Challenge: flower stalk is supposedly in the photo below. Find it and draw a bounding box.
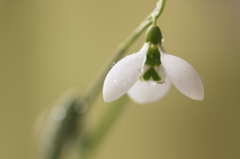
[40,1,167,159]
[83,0,167,106]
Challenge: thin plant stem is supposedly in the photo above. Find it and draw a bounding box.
[79,0,167,157]
[80,95,129,159]
[42,1,167,159]
[83,0,167,106]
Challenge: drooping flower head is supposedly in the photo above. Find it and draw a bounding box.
[103,24,204,104]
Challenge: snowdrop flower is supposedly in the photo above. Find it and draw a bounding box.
[103,25,204,104]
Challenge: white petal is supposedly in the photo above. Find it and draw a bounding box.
[127,75,171,104]
[159,46,204,100]
[103,43,149,102]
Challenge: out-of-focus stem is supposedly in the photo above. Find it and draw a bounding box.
[43,1,167,159]
[80,95,129,159]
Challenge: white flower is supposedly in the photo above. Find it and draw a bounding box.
[103,26,204,104]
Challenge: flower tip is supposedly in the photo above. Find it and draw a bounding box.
[102,90,115,103]
[191,95,204,101]
[195,92,204,101]
[103,96,112,103]
[188,88,204,101]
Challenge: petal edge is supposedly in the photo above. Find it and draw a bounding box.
[103,43,149,102]
[127,75,171,104]
[159,46,204,100]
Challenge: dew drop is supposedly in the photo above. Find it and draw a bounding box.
[138,66,143,72]
[111,62,116,67]
[138,53,143,58]
[113,79,118,84]
[148,81,157,87]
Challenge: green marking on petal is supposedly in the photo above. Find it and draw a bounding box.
[142,67,161,81]
[145,44,161,66]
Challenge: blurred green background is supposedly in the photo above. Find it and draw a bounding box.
[1,0,240,159]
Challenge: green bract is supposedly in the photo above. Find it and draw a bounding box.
[145,25,162,45]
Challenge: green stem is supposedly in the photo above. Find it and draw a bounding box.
[157,0,167,18]
[80,95,129,159]
[79,0,167,157]
[42,1,167,159]
[83,0,167,106]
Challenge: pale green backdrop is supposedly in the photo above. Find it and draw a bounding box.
[1,0,240,159]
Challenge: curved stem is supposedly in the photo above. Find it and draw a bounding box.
[83,0,167,106]
[42,1,167,159]
[157,0,167,18]
[79,0,168,158]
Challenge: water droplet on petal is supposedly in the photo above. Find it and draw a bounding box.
[148,81,157,87]
[138,53,143,58]
[138,66,143,72]
[113,79,118,84]
[111,62,116,67]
